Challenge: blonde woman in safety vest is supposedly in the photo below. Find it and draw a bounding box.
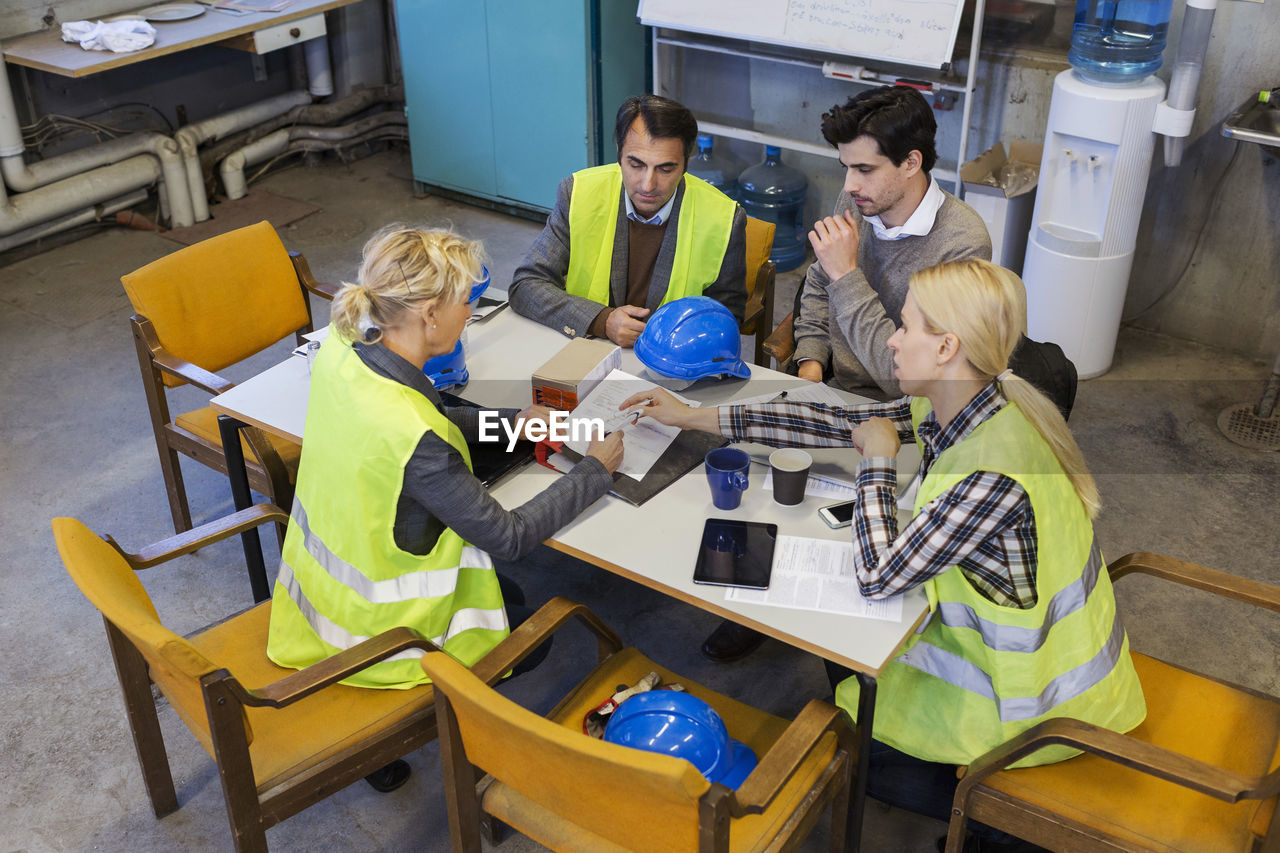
[266,225,624,792]
[620,258,1145,851]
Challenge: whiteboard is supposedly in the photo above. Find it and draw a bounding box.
[638,0,966,70]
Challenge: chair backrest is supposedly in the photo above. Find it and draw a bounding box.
[121,221,310,388]
[422,650,712,852]
[52,517,241,755]
[743,216,776,309]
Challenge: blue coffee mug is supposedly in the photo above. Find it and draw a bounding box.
[705,447,750,510]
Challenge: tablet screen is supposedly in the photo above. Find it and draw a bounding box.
[692,518,777,590]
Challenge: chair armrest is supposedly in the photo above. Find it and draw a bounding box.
[731,699,852,816]
[741,298,765,332]
[957,716,1271,805]
[132,315,234,395]
[223,626,438,708]
[110,503,289,569]
[763,311,795,365]
[290,251,339,301]
[470,596,624,686]
[1109,552,1280,614]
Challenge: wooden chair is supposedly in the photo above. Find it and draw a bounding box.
[945,552,1280,853]
[52,505,440,853]
[121,220,336,535]
[422,597,855,853]
[741,216,777,367]
[762,310,797,369]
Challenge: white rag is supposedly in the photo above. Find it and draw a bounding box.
[61,19,157,52]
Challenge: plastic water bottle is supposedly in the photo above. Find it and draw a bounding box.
[1068,0,1173,84]
[738,146,808,272]
[686,134,740,200]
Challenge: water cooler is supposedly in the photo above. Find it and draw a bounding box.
[1023,0,1217,378]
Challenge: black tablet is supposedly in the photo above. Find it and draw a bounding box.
[692,518,777,590]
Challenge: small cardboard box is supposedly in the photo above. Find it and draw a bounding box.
[531,338,621,411]
[960,140,1043,275]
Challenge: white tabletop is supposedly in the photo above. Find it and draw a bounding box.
[211,304,929,676]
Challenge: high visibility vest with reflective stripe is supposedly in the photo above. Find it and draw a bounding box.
[266,334,508,689]
[836,398,1145,766]
[565,164,736,306]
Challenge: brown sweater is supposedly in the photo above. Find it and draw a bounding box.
[587,219,669,337]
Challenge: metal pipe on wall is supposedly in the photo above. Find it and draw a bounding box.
[0,188,148,252]
[0,155,160,236]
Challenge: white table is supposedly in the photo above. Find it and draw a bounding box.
[212,304,930,850]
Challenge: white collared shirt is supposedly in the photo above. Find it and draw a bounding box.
[624,187,677,226]
[865,176,944,241]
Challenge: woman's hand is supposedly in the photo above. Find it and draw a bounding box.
[618,387,721,434]
[851,417,900,459]
[586,430,625,473]
[515,404,555,441]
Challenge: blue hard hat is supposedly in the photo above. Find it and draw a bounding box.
[468,264,490,305]
[634,296,750,382]
[603,691,757,789]
[422,339,469,390]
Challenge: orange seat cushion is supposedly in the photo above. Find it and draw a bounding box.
[979,652,1280,851]
[481,646,839,853]
[186,602,435,792]
[175,406,301,476]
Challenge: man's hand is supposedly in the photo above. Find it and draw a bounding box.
[851,417,900,459]
[605,305,650,347]
[515,405,555,441]
[808,209,860,281]
[797,360,824,383]
[586,430,625,473]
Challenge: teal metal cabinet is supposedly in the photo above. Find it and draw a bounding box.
[396,0,646,215]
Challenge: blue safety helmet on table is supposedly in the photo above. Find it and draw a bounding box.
[634,296,751,382]
[602,690,757,789]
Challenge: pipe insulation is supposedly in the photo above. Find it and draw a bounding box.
[1162,0,1218,167]
[0,154,159,236]
[0,188,148,253]
[220,111,406,199]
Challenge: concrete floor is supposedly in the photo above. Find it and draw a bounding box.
[2,147,1277,852]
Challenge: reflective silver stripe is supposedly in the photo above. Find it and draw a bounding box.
[932,539,1104,654]
[897,609,1130,722]
[277,560,507,656]
[292,501,493,605]
[277,560,424,662]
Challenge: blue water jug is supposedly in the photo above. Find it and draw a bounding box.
[1068,0,1173,84]
[738,146,808,272]
[687,134,740,201]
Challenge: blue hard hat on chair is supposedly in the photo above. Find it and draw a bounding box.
[422,339,469,390]
[602,690,757,789]
[634,296,751,382]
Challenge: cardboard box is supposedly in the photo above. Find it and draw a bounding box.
[960,140,1043,275]
[531,338,621,410]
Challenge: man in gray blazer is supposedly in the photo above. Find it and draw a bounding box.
[509,95,747,347]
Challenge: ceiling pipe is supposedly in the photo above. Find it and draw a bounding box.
[0,188,147,253]
[219,110,405,199]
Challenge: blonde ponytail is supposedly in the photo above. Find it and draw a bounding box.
[911,259,1101,518]
[330,224,485,343]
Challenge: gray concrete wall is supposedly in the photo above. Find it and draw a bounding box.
[659,0,1280,361]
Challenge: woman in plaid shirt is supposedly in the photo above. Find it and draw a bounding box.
[622,259,1143,852]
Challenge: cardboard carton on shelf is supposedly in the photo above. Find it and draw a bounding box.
[961,140,1043,275]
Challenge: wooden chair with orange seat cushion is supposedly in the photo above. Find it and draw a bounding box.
[945,551,1280,853]
[121,220,336,537]
[741,216,777,367]
[422,597,856,853]
[52,504,441,853]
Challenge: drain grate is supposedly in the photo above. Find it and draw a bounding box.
[1217,403,1280,452]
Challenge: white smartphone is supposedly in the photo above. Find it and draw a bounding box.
[818,500,856,529]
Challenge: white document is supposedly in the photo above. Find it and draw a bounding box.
[771,382,851,407]
[562,369,697,481]
[762,470,857,501]
[725,535,904,622]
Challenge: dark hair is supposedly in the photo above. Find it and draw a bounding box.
[820,86,937,173]
[614,95,699,160]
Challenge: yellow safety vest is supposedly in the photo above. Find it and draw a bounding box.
[565,164,736,306]
[266,333,508,689]
[836,398,1145,766]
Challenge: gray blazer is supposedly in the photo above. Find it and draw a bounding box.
[509,173,748,339]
